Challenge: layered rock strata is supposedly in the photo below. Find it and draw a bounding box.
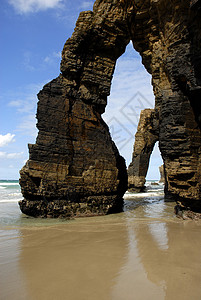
[19,1,132,218]
[127,109,159,192]
[130,0,201,211]
[20,0,201,216]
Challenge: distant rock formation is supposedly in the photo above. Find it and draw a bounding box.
[127,109,159,192]
[19,0,201,217]
[159,165,165,184]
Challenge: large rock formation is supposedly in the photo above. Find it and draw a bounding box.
[19,0,201,216]
[19,1,131,218]
[127,109,159,191]
[130,0,201,211]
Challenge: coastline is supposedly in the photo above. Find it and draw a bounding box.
[1,181,201,299]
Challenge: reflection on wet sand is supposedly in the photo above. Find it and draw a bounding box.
[1,199,201,300]
[134,220,201,300]
[149,201,200,299]
[115,200,201,300]
[18,217,129,300]
[0,229,27,300]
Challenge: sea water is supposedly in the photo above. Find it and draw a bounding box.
[0,180,69,227]
[0,180,22,226]
[0,180,22,203]
[0,179,166,227]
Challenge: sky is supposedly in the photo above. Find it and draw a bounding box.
[0,0,163,180]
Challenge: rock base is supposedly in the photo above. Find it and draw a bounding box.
[174,203,201,220]
[127,187,146,193]
[19,195,123,219]
[127,109,159,191]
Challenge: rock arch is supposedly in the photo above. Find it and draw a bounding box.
[19,0,201,217]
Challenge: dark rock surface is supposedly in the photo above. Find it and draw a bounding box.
[127,109,159,192]
[19,1,130,218]
[130,0,201,211]
[19,0,201,216]
[159,165,165,184]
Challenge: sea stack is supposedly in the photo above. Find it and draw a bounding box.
[127,109,159,192]
[159,165,165,184]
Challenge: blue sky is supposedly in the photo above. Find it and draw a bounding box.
[0,0,162,180]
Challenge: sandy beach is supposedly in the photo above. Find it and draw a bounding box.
[1,194,201,300]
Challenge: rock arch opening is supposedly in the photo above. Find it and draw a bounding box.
[103,41,163,191]
[103,42,155,169]
[146,142,163,182]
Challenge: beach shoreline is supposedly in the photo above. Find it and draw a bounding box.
[1,181,201,300]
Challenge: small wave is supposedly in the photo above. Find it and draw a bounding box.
[8,192,22,197]
[0,182,19,186]
[0,199,21,203]
[0,186,6,189]
[146,188,164,192]
[124,191,164,199]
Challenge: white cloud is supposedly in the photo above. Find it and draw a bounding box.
[23,51,36,71]
[79,1,94,10]
[21,50,61,72]
[9,0,63,14]
[0,133,15,147]
[7,81,48,141]
[44,51,61,65]
[8,81,45,114]
[9,97,36,114]
[17,114,38,138]
[8,100,23,107]
[0,151,24,159]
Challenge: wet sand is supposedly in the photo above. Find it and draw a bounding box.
[1,200,201,300]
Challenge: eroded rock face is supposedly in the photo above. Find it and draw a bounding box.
[130,0,201,211]
[127,109,159,192]
[19,0,201,216]
[19,1,131,218]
